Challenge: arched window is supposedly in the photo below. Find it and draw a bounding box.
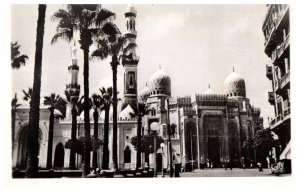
[54,143,65,169]
[124,146,131,163]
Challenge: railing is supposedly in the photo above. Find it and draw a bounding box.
[280,71,290,89]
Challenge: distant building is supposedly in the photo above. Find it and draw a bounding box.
[262,4,291,172]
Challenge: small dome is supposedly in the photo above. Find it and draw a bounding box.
[54,109,63,117]
[149,68,171,96]
[203,85,215,95]
[119,105,135,120]
[224,71,246,97]
[138,84,150,102]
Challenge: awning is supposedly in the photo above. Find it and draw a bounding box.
[280,141,291,160]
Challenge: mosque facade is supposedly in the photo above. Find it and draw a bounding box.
[12,6,263,171]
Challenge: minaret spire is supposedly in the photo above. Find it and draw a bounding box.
[233,66,235,72]
[159,63,161,69]
[208,83,210,89]
[122,5,139,111]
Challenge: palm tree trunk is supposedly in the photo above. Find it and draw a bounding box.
[136,117,142,170]
[26,4,46,178]
[69,106,77,170]
[80,28,92,177]
[102,107,109,170]
[92,110,99,170]
[83,47,91,177]
[46,108,54,169]
[11,108,16,156]
[111,55,119,171]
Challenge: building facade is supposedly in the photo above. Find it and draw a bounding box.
[262,4,291,172]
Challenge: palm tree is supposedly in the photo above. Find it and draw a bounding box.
[64,90,84,169]
[98,87,113,170]
[11,42,29,69]
[51,4,119,176]
[44,94,67,169]
[11,94,22,153]
[26,4,46,178]
[92,35,137,171]
[90,94,101,170]
[22,87,33,104]
[130,102,149,170]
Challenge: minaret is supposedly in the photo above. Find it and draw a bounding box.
[121,5,139,110]
[66,41,80,120]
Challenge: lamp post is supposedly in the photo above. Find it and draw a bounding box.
[160,143,165,177]
[150,122,159,178]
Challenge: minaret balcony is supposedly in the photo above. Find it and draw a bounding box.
[266,65,273,80]
[68,65,79,71]
[66,84,80,90]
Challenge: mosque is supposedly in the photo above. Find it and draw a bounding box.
[12,6,263,171]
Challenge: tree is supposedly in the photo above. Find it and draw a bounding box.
[26,4,46,178]
[253,128,274,162]
[131,134,164,165]
[64,90,84,169]
[65,136,102,155]
[11,42,29,69]
[129,102,149,170]
[22,87,33,104]
[51,4,119,176]
[11,94,22,152]
[92,34,137,171]
[90,94,101,170]
[98,87,113,170]
[243,128,274,163]
[43,94,67,169]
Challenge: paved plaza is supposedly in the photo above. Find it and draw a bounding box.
[177,168,286,177]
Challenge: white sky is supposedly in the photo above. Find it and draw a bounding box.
[11,4,274,126]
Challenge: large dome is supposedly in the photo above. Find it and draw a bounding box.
[138,84,150,102]
[224,71,246,97]
[149,68,171,96]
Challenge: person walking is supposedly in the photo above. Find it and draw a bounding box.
[211,162,214,170]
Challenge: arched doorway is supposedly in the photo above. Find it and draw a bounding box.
[124,146,131,169]
[17,126,42,169]
[54,143,64,169]
[185,122,197,165]
[207,128,220,164]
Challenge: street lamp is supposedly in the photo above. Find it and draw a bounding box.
[150,122,159,178]
[160,143,165,177]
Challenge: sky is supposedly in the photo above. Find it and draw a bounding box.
[11,4,273,126]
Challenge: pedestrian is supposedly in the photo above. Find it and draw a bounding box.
[257,162,263,172]
[242,163,246,171]
[207,159,210,168]
[211,162,214,170]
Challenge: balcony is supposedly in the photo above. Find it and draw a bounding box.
[266,65,273,80]
[264,5,289,56]
[283,107,290,118]
[274,79,279,92]
[270,108,290,130]
[268,92,275,105]
[276,33,290,62]
[280,71,290,90]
